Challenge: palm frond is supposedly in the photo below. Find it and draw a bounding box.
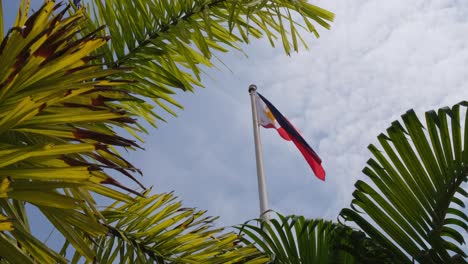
[79,0,335,124]
[340,102,468,263]
[238,212,360,264]
[62,192,269,264]
[0,2,151,262]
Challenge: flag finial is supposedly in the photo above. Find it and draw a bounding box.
[249,84,257,93]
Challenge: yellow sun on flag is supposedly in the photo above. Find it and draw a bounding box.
[264,107,276,123]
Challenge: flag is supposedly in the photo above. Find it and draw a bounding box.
[255,93,325,181]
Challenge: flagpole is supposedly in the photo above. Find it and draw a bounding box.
[248,84,270,222]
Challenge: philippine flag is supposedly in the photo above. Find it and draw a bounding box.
[256,93,325,181]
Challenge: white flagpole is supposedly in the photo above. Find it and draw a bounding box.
[248,84,270,221]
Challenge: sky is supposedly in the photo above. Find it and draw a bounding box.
[4,0,468,255]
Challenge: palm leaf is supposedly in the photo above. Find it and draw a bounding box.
[78,0,335,124]
[238,212,360,264]
[62,191,269,264]
[340,102,468,263]
[0,2,151,262]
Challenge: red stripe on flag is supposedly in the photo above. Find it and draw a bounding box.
[277,127,291,141]
[291,137,326,181]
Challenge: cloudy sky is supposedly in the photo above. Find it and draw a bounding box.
[5,0,468,252]
[127,0,468,228]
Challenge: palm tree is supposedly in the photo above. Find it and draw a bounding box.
[0,0,334,263]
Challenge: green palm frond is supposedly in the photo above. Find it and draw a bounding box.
[238,212,361,264]
[0,1,150,262]
[340,103,468,263]
[62,192,269,264]
[78,0,335,123]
